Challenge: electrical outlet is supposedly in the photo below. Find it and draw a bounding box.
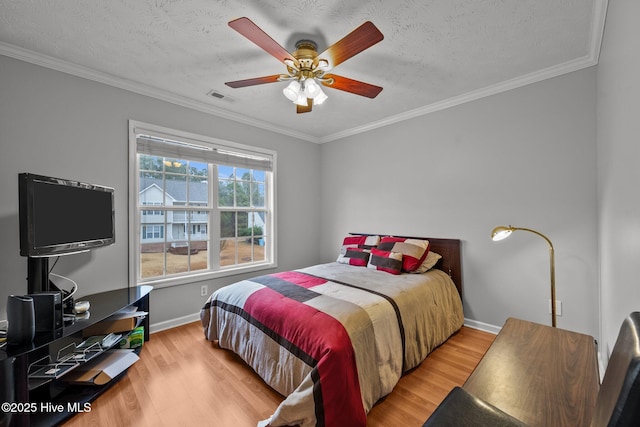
[200,285,208,297]
[548,299,562,316]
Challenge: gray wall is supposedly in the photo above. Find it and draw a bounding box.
[597,0,640,357]
[320,68,599,337]
[0,47,603,340]
[0,55,321,327]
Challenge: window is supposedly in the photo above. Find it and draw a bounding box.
[142,225,164,240]
[129,121,276,286]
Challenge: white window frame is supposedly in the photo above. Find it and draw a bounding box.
[128,120,277,288]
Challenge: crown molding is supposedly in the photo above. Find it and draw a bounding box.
[0,42,321,144]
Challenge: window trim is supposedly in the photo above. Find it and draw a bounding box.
[128,120,277,289]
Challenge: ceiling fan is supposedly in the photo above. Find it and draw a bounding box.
[224,17,384,114]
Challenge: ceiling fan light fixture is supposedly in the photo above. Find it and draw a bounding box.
[313,87,328,105]
[294,91,309,106]
[283,58,298,70]
[316,59,330,70]
[283,80,301,102]
[303,78,321,98]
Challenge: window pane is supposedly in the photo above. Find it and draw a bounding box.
[237,212,249,236]
[141,250,165,279]
[218,165,234,179]
[220,239,237,266]
[252,170,265,182]
[236,180,251,207]
[140,154,164,173]
[167,242,189,274]
[169,211,188,242]
[252,182,265,208]
[190,241,208,272]
[164,174,186,207]
[238,239,254,265]
[236,168,250,181]
[139,172,163,206]
[164,158,187,175]
[189,161,208,176]
[220,211,235,238]
[140,210,166,279]
[188,175,208,206]
[255,236,266,262]
[243,212,263,238]
[218,179,234,207]
[190,212,209,241]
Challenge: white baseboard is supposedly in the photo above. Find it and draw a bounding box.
[149,312,201,334]
[464,318,501,335]
[151,314,501,336]
[152,314,501,335]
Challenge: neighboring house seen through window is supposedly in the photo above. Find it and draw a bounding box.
[129,121,276,286]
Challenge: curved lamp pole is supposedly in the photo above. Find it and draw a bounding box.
[491,225,556,328]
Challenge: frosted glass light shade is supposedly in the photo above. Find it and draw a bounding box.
[313,87,328,105]
[283,80,301,102]
[304,79,321,98]
[294,91,309,106]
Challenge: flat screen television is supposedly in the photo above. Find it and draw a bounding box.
[19,173,115,293]
[19,173,115,257]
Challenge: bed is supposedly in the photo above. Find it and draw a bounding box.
[200,234,464,427]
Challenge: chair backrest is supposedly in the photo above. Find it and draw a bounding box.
[591,312,640,427]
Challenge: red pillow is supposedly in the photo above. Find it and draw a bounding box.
[378,237,430,272]
[367,248,403,275]
[339,235,380,253]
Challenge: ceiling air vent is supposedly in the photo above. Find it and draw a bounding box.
[206,90,234,102]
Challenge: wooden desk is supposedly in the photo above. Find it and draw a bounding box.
[463,318,600,427]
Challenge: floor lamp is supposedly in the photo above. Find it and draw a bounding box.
[491,225,557,328]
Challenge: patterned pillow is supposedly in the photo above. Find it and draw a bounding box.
[367,248,403,275]
[337,247,371,267]
[378,237,430,272]
[411,251,442,274]
[338,235,381,256]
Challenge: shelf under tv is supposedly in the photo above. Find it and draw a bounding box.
[1,285,152,427]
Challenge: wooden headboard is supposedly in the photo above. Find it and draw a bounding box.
[350,233,463,298]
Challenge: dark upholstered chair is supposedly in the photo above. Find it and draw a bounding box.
[590,311,640,427]
[422,312,640,427]
[422,386,526,427]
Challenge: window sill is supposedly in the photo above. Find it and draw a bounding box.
[136,261,277,289]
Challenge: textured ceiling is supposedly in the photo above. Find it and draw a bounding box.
[0,0,606,143]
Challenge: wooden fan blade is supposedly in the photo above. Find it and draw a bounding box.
[319,21,383,69]
[322,74,383,98]
[297,98,313,114]
[225,75,282,88]
[229,17,296,64]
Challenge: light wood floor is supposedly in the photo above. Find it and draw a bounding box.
[62,321,495,427]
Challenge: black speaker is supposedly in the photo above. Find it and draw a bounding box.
[6,295,35,345]
[28,292,63,333]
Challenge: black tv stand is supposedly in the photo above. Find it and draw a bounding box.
[1,285,152,427]
[27,257,78,315]
[26,257,52,295]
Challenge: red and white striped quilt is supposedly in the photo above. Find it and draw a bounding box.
[201,262,463,427]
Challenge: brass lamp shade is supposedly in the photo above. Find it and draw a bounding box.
[491,225,557,327]
[491,226,514,241]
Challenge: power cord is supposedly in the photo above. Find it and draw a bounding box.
[49,272,78,303]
